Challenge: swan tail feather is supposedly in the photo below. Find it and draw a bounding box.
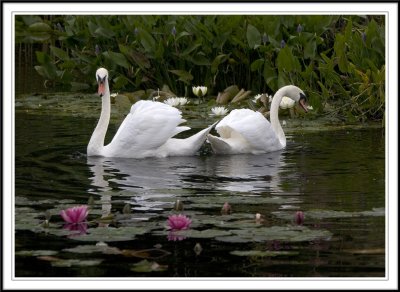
[183,122,217,152]
[207,134,231,154]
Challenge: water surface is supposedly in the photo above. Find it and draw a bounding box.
[14,104,385,277]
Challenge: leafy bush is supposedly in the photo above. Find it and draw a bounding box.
[15,14,385,122]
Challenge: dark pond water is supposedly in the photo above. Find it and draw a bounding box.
[14,101,385,278]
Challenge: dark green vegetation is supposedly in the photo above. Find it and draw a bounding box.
[15,15,385,123]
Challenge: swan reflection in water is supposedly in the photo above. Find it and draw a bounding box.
[87,151,290,215]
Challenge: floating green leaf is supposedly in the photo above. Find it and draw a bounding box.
[230,250,298,257]
[130,260,168,273]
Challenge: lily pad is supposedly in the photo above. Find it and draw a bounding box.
[216,225,332,243]
[272,207,385,221]
[63,243,122,255]
[130,260,168,273]
[230,250,299,257]
[15,250,59,257]
[51,259,103,267]
[152,228,232,239]
[70,226,148,242]
[188,195,302,209]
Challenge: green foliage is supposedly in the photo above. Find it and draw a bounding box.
[15,15,385,122]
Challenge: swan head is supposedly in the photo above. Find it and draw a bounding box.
[280,85,309,112]
[96,68,109,97]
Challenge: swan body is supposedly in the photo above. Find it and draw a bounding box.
[207,85,308,155]
[88,68,214,158]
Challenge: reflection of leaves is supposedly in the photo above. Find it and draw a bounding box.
[51,259,103,267]
[272,207,385,221]
[16,250,59,257]
[70,226,148,242]
[230,250,298,257]
[122,248,171,259]
[215,226,332,243]
[63,244,122,255]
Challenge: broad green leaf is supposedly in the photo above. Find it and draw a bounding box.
[304,40,316,59]
[211,54,229,73]
[139,29,156,54]
[169,69,193,84]
[246,24,261,49]
[35,51,51,64]
[250,59,264,72]
[50,46,69,61]
[103,51,130,69]
[28,22,51,32]
[277,47,301,72]
[94,26,115,39]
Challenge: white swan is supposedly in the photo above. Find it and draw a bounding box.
[207,85,308,155]
[87,68,215,158]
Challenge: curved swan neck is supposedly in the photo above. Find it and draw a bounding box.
[87,80,110,155]
[270,87,286,147]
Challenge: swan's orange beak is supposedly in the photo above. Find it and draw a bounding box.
[299,98,308,112]
[98,82,105,97]
[299,93,308,113]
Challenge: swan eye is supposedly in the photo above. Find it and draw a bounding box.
[97,75,107,84]
[299,93,307,101]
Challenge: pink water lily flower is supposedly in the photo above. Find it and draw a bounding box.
[60,205,89,224]
[295,211,305,225]
[167,214,192,230]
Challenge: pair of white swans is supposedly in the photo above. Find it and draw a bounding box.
[87,68,308,158]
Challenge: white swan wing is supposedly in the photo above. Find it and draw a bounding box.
[105,100,189,155]
[215,109,282,152]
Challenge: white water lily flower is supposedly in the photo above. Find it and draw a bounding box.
[177,97,189,105]
[164,97,181,107]
[307,105,314,110]
[110,92,119,98]
[279,96,295,109]
[210,106,229,116]
[252,94,263,103]
[164,97,189,107]
[252,93,273,104]
[192,86,207,97]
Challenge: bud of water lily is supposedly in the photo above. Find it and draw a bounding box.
[134,27,139,36]
[88,196,95,206]
[192,86,207,97]
[42,219,50,228]
[194,242,203,255]
[173,199,184,211]
[280,39,286,48]
[45,210,52,221]
[255,213,265,223]
[123,203,131,214]
[171,26,177,37]
[221,202,232,215]
[295,211,305,225]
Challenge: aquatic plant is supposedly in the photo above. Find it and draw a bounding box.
[221,202,232,215]
[15,15,385,123]
[279,96,296,109]
[210,106,229,116]
[192,86,207,97]
[167,214,192,230]
[60,205,89,224]
[163,97,189,107]
[295,211,305,225]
